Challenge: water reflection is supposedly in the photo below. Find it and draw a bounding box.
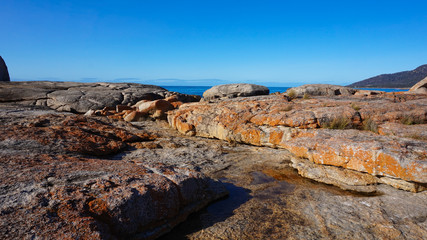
[158,180,252,239]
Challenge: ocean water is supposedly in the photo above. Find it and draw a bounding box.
[160,86,407,96]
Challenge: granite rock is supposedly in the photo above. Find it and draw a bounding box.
[202,83,269,101]
[0,56,10,82]
[169,94,427,191]
[286,84,357,97]
[0,81,200,113]
[1,101,427,239]
[0,106,227,239]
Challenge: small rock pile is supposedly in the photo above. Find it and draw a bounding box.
[84,95,185,122]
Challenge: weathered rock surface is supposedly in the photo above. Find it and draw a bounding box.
[0,105,226,239]
[169,93,427,191]
[287,84,357,97]
[379,122,427,140]
[0,81,200,113]
[202,83,269,101]
[0,56,10,82]
[161,144,427,240]
[1,100,427,239]
[409,76,427,94]
[2,81,427,239]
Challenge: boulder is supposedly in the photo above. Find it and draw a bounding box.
[203,83,269,101]
[287,84,357,97]
[409,76,427,94]
[135,99,175,120]
[0,56,10,82]
[123,111,148,122]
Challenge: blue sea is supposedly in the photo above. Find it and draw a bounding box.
[160,86,407,96]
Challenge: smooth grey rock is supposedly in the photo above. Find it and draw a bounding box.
[0,56,10,82]
[203,83,269,100]
[287,84,357,97]
[0,81,199,113]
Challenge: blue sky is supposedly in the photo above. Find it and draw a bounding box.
[1,0,426,86]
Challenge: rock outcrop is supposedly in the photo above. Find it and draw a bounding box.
[0,56,10,82]
[409,76,427,94]
[1,81,427,239]
[169,93,427,192]
[286,84,357,97]
[0,81,200,113]
[0,106,226,239]
[202,83,269,101]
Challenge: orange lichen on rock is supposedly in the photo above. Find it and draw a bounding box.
[268,129,284,146]
[88,197,110,217]
[169,94,427,188]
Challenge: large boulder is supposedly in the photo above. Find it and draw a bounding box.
[0,56,10,82]
[409,76,427,94]
[203,83,269,101]
[287,84,357,97]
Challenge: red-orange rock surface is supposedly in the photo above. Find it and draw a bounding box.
[0,106,226,239]
[169,94,427,191]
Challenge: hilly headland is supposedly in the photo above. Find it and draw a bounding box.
[348,64,427,88]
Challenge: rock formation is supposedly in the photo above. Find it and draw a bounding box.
[1,81,427,239]
[202,83,269,101]
[169,92,427,192]
[0,56,10,82]
[286,84,357,97]
[409,76,427,94]
[0,105,226,239]
[0,81,200,113]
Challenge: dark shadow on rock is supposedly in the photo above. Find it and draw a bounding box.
[158,180,252,240]
[0,56,10,82]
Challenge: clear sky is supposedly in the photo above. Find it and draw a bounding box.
[1,0,426,86]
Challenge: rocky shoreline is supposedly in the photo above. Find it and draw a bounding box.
[1,81,426,239]
[169,89,427,193]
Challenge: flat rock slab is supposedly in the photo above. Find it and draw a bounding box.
[169,94,427,190]
[0,81,200,113]
[0,107,226,239]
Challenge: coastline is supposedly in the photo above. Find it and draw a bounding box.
[0,80,426,239]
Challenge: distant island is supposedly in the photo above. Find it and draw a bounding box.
[348,64,427,88]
